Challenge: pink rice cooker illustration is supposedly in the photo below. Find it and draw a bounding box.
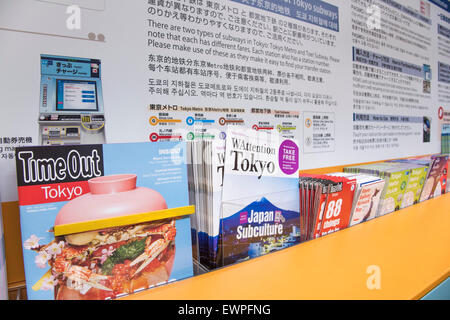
[49,174,177,300]
[55,174,168,224]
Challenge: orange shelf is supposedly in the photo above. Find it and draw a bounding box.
[121,194,450,300]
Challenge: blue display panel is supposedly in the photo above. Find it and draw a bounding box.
[39,54,104,114]
[56,79,99,111]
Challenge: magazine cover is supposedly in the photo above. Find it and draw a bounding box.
[311,175,356,238]
[344,163,411,216]
[326,173,385,226]
[16,142,194,300]
[350,179,384,225]
[376,168,411,216]
[346,175,384,226]
[418,154,449,201]
[388,158,433,199]
[400,165,428,208]
[220,129,300,266]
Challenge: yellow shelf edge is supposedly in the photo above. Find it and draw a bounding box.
[54,205,195,236]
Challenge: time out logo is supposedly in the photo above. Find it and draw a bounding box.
[15,145,104,205]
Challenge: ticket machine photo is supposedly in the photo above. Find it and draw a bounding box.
[39,54,106,145]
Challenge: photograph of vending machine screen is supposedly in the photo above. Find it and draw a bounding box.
[56,79,99,111]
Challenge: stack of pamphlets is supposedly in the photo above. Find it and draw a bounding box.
[189,129,301,269]
[327,172,385,226]
[187,139,225,269]
[398,164,429,208]
[344,162,412,216]
[386,158,437,204]
[407,154,449,200]
[298,173,356,241]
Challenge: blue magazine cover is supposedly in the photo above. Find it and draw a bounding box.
[16,142,194,300]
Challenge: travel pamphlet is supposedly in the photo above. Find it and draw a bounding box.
[15,142,194,300]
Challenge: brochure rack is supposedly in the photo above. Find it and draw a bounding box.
[2,161,449,299]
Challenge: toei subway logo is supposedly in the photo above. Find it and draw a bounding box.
[17,149,102,184]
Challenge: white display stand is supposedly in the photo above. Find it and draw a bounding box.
[0,194,8,300]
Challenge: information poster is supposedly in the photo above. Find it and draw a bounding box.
[0,0,449,218]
